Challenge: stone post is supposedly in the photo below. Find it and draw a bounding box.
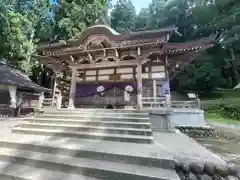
[8,85,17,108]
[68,68,77,109]
[137,60,143,109]
[195,98,201,109]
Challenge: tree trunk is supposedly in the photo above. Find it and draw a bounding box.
[230,47,240,85]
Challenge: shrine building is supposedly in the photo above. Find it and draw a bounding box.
[36,25,215,109]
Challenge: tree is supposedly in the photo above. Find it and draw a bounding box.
[0,0,53,73]
[133,0,233,93]
[53,0,109,40]
[110,0,136,33]
[135,8,150,30]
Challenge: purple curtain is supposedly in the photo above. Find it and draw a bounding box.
[161,79,170,96]
[75,82,137,97]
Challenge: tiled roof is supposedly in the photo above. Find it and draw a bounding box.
[0,65,50,93]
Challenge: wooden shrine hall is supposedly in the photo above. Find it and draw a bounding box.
[36,25,215,109]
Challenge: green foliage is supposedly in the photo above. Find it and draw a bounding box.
[54,0,109,40]
[0,0,240,93]
[207,104,240,121]
[172,45,232,93]
[110,0,136,33]
[0,0,108,77]
[0,0,52,72]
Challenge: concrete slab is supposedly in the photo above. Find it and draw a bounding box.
[154,129,226,165]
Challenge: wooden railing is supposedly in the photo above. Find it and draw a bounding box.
[142,97,199,109]
[142,97,165,108]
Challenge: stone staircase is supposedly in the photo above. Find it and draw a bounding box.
[13,109,153,144]
[0,108,180,180]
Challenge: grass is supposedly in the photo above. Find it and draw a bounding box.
[201,98,240,110]
[200,89,240,125]
[205,112,240,125]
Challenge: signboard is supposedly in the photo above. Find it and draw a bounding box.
[187,93,197,99]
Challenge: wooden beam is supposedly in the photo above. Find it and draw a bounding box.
[72,60,139,70]
[137,47,141,56]
[87,52,94,64]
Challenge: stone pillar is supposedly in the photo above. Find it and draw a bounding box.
[68,68,77,109]
[8,85,17,108]
[153,79,157,107]
[137,60,143,109]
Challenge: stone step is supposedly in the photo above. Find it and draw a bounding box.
[23,118,151,129]
[37,114,149,122]
[0,140,175,169]
[0,147,179,180]
[18,123,153,136]
[44,108,149,114]
[44,110,149,118]
[12,127,154,144]
[0,160,103,180]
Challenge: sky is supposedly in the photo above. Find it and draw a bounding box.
[112,0,152,13]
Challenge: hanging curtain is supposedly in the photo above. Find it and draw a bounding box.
[75,82,138,97]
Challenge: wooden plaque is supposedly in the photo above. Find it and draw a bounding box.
[109,74,121,81]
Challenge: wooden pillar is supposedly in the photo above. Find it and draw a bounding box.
[68,68,77,109]
[51,72,57,107]
[137,58,143,109]
[37,92,44,111]
[8,85,17,108]
[164,56,171,106]
[153,79,157,106]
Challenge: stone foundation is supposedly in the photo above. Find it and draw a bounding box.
[171,108,206,127]
[176,126,217,138]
